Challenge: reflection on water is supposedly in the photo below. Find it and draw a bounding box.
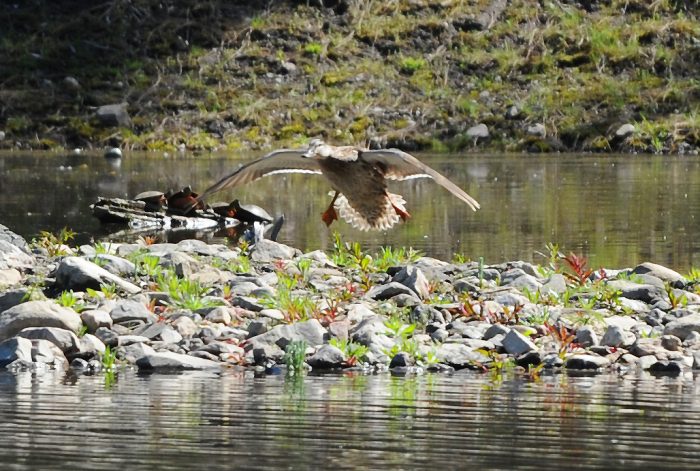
[0,370,699,470]
[2,151,700,270]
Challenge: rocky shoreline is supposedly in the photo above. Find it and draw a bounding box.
[1,223,700,378]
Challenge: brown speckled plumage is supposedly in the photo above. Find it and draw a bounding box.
[195,139,479,231]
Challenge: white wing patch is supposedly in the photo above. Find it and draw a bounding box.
[262,169,323,177]
[385,173,432,181]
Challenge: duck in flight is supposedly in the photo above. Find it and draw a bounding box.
[195,139,480,231]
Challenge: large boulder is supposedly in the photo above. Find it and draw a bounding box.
[0,301,82,341]
[664,313,700,340]
[136,351,221,370]
[17,327,81,354]
[392,266,430,299]
[0,337,33,367]
[246,319,328,361]
[55,257,140,294]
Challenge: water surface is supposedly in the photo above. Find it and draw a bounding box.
[0,369,698,470]
[2,151,699,271]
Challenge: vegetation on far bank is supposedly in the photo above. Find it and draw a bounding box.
[1,0,698,154]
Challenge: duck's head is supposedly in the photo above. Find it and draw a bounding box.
[302,138,331,158]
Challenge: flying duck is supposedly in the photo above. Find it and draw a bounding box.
[195,139,480,231]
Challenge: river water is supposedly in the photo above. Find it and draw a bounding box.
[1,369,699,470]
[3,151,700,469]
[2,151,700,271]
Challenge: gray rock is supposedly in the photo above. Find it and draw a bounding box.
[159,252,199,277]
[133,322,183,344]
[307,344,347,369]
[193,341,243,356]
[601,325,635,348]
[632,262,686,287]
[136,351,221,370]
[350,316,389,346]
[606,280,661,304]
[110,300,157,324]
[204,306,232,325]
[0,239,35,271]
[453,278,479,293]
[246,319,328,360]
[94,327,119,347]
[661,334,682,351]
[684,331,700,348]
[526,123,546,137]
[80,334,106,357]
[32,339,68,366]
[410,305,444,325]
[232,296,265,312]
[118,335,151,346]
[247,319,270,338]
[693,351,700,369]
[0,225,31,254]
[502,329,537,356]
[638,355,659,370]
[615,123,635,138]
[508,274,542,292]
[505,105,521,119]
[483,324,510,340]
[260,309,285,321]
[435,343,489,368]
[250,240,300,263]
[576,326,599,347]
[389,352,413,368]
[80,309,113,332]
[96,103,131,127]
[450,320,485,340]
[541,274,567,294]
[604,315,638,331]
[93,254,135,277]
[0,301,82,341]
[55,257,140,294]
[366,282,419,301]
[644,308,666,327]
[392,266,430,299]
[516,351,541,367]
[0,337,33,367]
[565,354,610,369]
[466,123,489,139]
[0,289,32,313]
[0,269,21,286]
[171,316,198,338]
[500,268,528,284]
[63,76,80,90]
[118,342,156,364]
[430,328,449,343]
[664,313,700,340]
[17,327,80,354]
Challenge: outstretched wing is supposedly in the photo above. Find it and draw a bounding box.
[196,149,322,203]
[361,149,480,211]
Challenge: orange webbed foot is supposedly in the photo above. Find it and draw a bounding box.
[321,206,338,226]
[392,204,411,221]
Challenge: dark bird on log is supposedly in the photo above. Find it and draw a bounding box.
[195,139,479,231]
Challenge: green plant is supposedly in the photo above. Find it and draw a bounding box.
[32,227,75,256]
[57,290,83,311]
[303,42,323,56]
[398,56,426,74]
[666,283,688,309]
[101,345,117,371]
[156,269,221,311]
[329,338,369,366]
[284,340,308,375]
